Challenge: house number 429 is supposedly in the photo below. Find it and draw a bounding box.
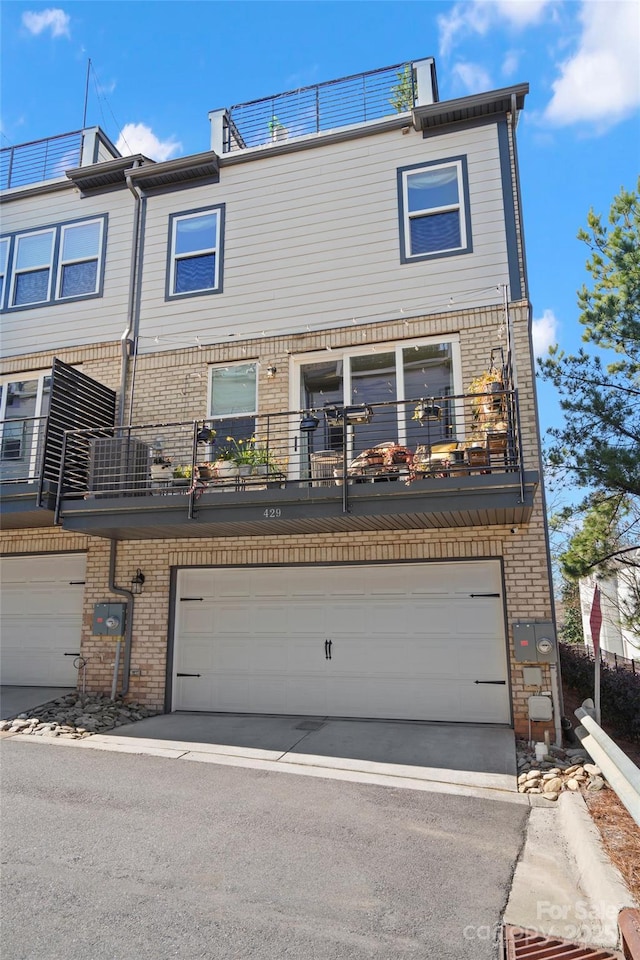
[263,508,282,518]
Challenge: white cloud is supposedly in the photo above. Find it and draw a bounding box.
[502,50,520,78]
[115,123,181,162]
[532,309,558,358]
[438,0,552,56]
[452,61,493,94]
[22,8,70,38]
[544,1,640,132]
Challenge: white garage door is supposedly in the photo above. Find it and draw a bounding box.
[173,561,510,723]
[0,554,86,686]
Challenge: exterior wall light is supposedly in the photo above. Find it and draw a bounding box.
[266,365,277,379]
[130,569,146,595]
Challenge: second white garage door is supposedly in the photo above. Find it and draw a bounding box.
[173,561,510,723]
[0,554,86,686]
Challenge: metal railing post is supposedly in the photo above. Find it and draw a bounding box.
[53,431,68,525]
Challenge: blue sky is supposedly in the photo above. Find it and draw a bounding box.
[1,0,639,442]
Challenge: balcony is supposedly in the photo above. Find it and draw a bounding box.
[56,390,538,540]
[0,360,116,528]
[0,416,59,527]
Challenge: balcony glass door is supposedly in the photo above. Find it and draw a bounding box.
[299,340,458,468]
[0,374,51,482]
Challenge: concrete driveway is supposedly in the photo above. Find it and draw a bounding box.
[0,686,74,720]
[108,712,518,792]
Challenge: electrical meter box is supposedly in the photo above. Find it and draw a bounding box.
[513,620,557,663]
[93,602,127,637]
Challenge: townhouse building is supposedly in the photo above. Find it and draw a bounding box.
[0,58,559,740]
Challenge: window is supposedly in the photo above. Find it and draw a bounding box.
[0,373,51,481]
[299,338,460,457]
[13,230,54,306]
[3,215,107,310]
[0,238,9,307]
[208,362,257,446]
[167,206,224,299]
[57,219,104,299]
[398,159,471,262]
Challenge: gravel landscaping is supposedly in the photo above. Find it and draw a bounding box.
[516,739,607,801]
[0,692,159,738]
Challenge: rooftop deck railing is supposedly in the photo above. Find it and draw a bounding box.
[0,130,83,190]
[56,389,524,522]
[224,61,416,153]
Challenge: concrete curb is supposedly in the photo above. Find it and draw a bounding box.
[559,791,637,921]
[3,730,530,804]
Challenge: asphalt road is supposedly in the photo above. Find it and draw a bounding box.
[1,740,528,960]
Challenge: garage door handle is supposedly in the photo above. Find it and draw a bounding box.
[64,652,80,656]
[474,680,506,685]
[324,639,332,660]
[469,593,500,598]
[177,673,201,678]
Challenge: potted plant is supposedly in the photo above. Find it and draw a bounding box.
[468,370,505,432]
[213,446,238,480]
[172,464,192,487]
[268,116,288,142]
[224,437,256,476]
[196,461,215,481]
[412,400,442,422]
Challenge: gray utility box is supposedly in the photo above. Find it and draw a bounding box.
[513,620,557,663]
[93,602,127,637]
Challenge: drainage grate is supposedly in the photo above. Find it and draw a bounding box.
[503,925,622,959]
[294,721,326,732]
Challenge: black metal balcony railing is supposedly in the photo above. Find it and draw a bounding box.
[0,131,84,190]
[224,61,417,153]
[55,390,525,523]
[0,416,48,484]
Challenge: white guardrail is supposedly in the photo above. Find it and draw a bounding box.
[574,699,640,828]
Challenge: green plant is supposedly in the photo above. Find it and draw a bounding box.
[223,436,257,466]
[172,464,192,479]
[389,65,416,113]
[559,642,640,741]
[214,447,236,462]
[268,116,287,138]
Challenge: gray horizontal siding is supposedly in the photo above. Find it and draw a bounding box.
[137,122,509,350]
[1,189,134,358]
[1,120,512,358]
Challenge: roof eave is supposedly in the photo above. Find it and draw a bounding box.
[412,83,529,131]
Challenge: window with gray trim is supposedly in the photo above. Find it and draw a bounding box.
[0,238,9,306]
[2,216,107,309]
[398,159,470,261]
[168,206,223,298]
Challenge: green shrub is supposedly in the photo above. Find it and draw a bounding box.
[560,643,640,742]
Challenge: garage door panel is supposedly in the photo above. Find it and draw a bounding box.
[174,562,509,723]
[179,604,214,633]
[0,554,85,687]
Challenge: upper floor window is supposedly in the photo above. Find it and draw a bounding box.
[57,219,103,299]
[2,215,107,311]
[167,205,224,300]
[398,158,471,263]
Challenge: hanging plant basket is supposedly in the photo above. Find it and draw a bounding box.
[413,401,442,422]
